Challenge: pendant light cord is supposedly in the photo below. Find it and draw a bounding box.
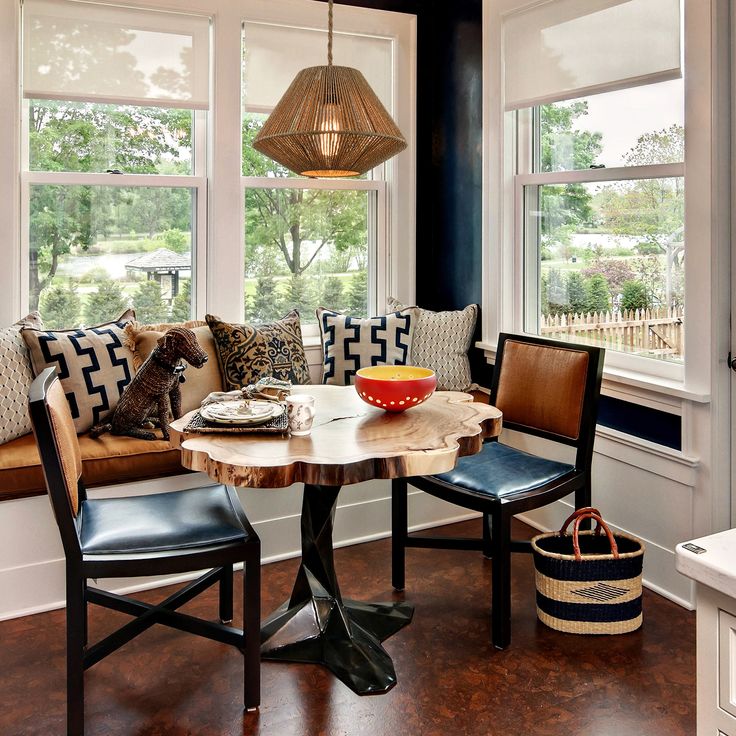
[327,0,334,66]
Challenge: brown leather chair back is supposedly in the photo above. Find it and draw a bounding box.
[29,368,87,557]
[490,334,604,469]
[494,339,589,440]
[44,378,84,516]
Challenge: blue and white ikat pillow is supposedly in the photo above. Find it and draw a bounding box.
[316,307,418,386]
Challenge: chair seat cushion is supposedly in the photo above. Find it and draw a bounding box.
[80,485,248,554]
[434,442,575,499]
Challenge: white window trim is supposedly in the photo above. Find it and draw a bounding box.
[0,0,415,331]
[481,0,723,409]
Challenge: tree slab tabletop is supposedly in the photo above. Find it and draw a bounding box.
[169,386,502,488]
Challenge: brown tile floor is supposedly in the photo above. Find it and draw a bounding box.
[0,519,695,736]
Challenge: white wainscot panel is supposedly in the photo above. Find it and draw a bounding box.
[512,427,698,608]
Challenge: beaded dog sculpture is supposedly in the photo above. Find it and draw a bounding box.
[91,327,208,441]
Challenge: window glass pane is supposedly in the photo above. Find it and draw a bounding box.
[244,188,371,325]
[30,185,194,328]
[537,78,684,172]
[526,177,684,362]
[29,100,193,174]
[242,111,299,178]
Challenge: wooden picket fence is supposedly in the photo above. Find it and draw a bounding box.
[540,307,684,358]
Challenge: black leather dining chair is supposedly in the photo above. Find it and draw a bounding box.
[391,333,604,649]
[28,367,261,736]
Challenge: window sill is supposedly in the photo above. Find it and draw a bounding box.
[476,340,710,412]
[303,334,322,350]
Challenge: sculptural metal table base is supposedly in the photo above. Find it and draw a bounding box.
[260,484,413,695]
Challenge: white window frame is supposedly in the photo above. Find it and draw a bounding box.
[0,0,415,334]
[480,0,722,407]
[515,156,686,383]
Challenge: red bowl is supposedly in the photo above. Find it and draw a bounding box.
[354,366,437,412]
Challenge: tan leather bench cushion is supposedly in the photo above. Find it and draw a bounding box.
[0,431,187,502]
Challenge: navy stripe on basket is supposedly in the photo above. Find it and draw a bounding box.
[570,582,629,601]
[532,551,643,582]
[536,591,642,623]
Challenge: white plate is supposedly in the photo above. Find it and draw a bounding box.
[200,401,284,426]
[204,399,274,419]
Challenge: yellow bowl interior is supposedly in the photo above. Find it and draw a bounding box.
[356,366,435,381]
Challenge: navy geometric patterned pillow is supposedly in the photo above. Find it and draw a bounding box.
[317,307,418,386]
[22,310,136,434]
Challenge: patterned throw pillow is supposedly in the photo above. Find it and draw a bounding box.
[206,311,310,390]
[123,320,224,415]
[387,298,478,391]
[0,312,44,444]
[317,306,418,386]
[22,310,136,434]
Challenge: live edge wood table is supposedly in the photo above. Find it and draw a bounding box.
[170,385,502,696]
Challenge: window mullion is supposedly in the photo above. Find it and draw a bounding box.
[242,176,382,192]
[517,162,685,187]
[22,171,206,188]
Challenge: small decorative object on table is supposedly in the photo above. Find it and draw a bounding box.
[243,376,292,402]
[354,365,437,412]
[91,326,208,441]
[531,507,645,635]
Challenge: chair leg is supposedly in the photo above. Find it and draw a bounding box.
[219,564,233,624]
[575,473,593,530]
[490,511,512,650]
[82,578,88,647]
[243,555,260,711]
[391,478,408,591]
[66,571,86,736]
[482,513,492,559]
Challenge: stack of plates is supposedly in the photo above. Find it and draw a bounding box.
[200,400,284,426]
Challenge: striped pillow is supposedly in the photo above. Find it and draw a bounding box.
[387,298,477,391]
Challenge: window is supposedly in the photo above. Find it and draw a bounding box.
[520,80,685,364]
[21,0,208,327]
[241,19,392,331]
[10,0,415,334]
[500,0,684,376]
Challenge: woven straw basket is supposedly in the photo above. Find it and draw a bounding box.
[531,507,645,635]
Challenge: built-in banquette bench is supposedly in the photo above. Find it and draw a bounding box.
[0,305,483,504]
[0,319,224,504]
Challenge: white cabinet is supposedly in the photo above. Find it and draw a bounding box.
[676,530,736,736]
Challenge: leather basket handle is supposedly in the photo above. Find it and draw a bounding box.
[559,506,604,536]
[571,512,619,561]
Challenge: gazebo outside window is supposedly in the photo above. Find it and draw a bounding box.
[125,249,191,304]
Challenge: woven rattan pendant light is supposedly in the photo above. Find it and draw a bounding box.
[252,0,407,177]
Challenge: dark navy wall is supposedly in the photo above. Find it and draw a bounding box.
[413,0,488,382]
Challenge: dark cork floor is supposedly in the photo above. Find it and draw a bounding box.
[0,518,695,736]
